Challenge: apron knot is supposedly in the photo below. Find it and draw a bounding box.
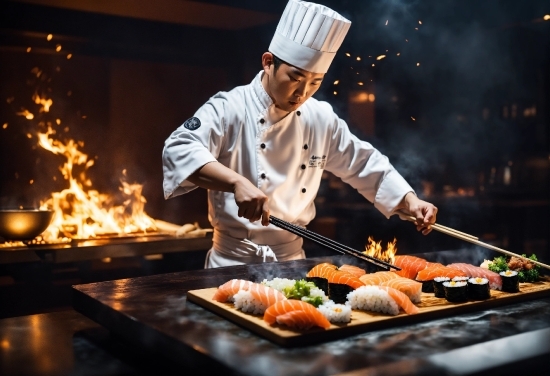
[243,239,278,263]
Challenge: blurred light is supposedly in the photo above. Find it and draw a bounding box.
[368,94,375,102]
[67,53,72,59]
[1,340,9,349]
[350,92,369,103]
[56,119,61,125]
[2,123,7,129]
[30,179,34,185]
[356,56,361,61]
[358,82,364,86]
[345,52,351,57]
[396,52,401,56]
[419,20,423,24]
[55,44,62,52]
[26,47,31,53]
[544,15,550,21]
[376,55,386,60]
[26,133,32,138]
[333,91,337,95]
[415,27,418,30]
[417,62,420,66]
[372,63,375,67]
[385,20,388,25]
[47,34,53,41]
[333,80,339,85]
[411,116,416,121]
[405,39,409,42]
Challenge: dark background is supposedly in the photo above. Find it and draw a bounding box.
[1,0,549,258]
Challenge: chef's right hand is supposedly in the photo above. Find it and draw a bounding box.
[233,179,270,226]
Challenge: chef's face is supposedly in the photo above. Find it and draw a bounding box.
[262,52,324,112]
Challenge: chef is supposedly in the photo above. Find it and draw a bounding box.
[162,0,437,268]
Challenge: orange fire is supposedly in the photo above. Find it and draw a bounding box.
[363,237,397,264]
[26,91,157,240]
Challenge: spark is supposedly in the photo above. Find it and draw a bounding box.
[376,55,386,60]
[356,57,361,61]
[55,44,62,52]
[415,27,418,30]
[26,47,31,53]
[372,63,375,67]
[26,133,32,138]
[30,180,34,185]
[397,52,401,56]
[411,116,416,121]
[2,123,7,129]
[56,119,61,125]
[47,34,53,41]
[385,20,388,25]
[17,110,34,120]
[333,91,337,95]
[358,82,364,86]
[419,20,422,24]
[544,15,550,21]
[67,54,72,59]
[417,62,420,66]
[345,52,351,57]
[333,80,339,85]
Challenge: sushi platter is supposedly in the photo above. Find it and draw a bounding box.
[187,276,550,347]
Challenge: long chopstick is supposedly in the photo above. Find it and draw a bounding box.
[397,211,478,240]
[269,215,400,271]
[399,213,550,271]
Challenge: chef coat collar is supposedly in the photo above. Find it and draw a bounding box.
[254,71,292,127]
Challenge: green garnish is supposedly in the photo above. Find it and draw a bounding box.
[488,254,540,282]
[282,279,316,300]
[301,295,324,308]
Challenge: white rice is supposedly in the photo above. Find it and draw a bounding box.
[261,278,296,292]
[317,301,351,323]
[302,286,329,304]
[346,286,399,316]
[233,289,266,315]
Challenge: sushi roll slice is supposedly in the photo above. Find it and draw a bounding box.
[500,270,520,293]
[329,283,354,304]
[433,277,450,298]
[443,281,468,303]
[468,277,491,300]
[452,276,469,283]
[306,277,329,295]
[421,280,434,293]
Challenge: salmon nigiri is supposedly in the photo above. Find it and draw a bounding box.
[306,263,338,278]
[379,277,423,303]
[327,270,365,289]
[393,255,430,279]
[416,265,467,281]
[359,271,400,285]
[376,285,419,315]
[338,264,366,278]
[212,279,255,302]
[264,300,331,329]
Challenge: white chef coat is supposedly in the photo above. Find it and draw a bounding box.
[162,71,414,268]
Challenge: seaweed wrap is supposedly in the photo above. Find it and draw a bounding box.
[305,277,329,295]
[329,283,354,304]
[468,277,491,300]
[500,270,520,293]
[421,280,434,293]
[433,277,450,298]
[443,281,468,303]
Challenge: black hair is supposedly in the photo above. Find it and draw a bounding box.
[273,55,287,73]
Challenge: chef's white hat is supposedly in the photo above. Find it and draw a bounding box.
[269,0,351,74]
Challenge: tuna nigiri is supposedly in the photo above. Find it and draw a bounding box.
[393,255,430,279]
[447,263,502,290]
[264,300,331,329]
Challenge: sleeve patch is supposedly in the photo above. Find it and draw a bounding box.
[183,117,201,130]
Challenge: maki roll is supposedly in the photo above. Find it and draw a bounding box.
[329,283,354,303]
[433,277,450,298]
[421,280,434,293]
[305,277,328,295]
[443,281,468,303]
[468,277,490,300]
[327,271,365,304]
[500,270,520,293]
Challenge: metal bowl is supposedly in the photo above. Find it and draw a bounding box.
[0,210,54,241]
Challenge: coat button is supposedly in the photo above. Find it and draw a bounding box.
[259,119,265,124]
[303,144,308,150]
[261,173,266,179]
[260,143,266,149]
[301,164,306,170]
[297,111,301,116]
[301,188,306,193]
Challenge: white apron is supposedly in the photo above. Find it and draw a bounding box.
[163,71,414,268]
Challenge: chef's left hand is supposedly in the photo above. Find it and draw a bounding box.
[398,192,438,235]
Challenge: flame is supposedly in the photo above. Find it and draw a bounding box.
[363,237,397,264]
[17,109,34,120]
[27,92,157,240]
[376,55,386,60]
[33,92,52,112]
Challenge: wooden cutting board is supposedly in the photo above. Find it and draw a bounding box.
[187,278,550,347]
